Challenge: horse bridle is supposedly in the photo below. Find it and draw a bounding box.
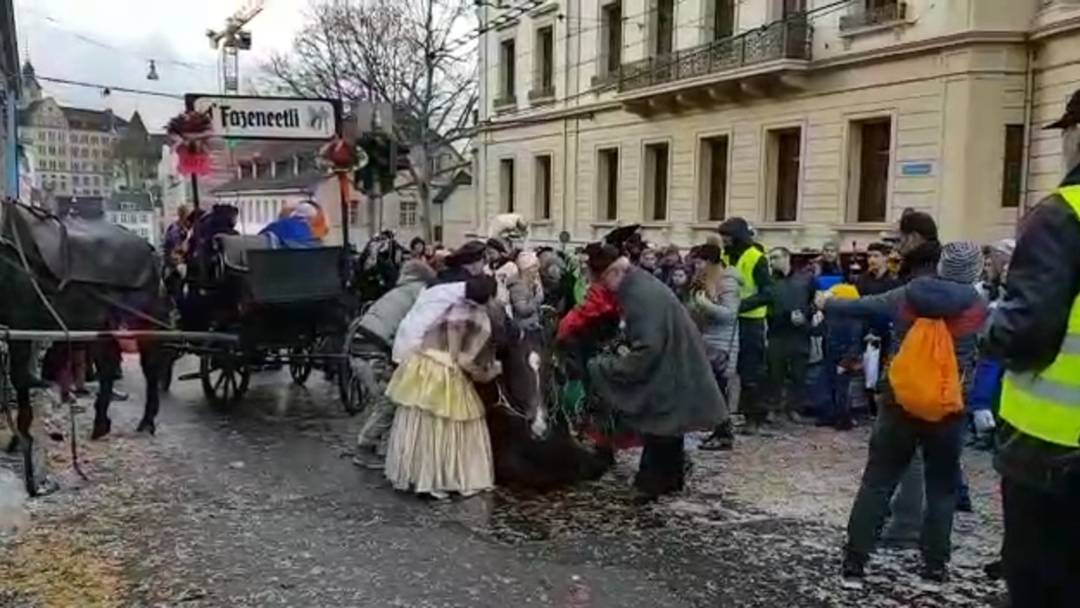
[494,379,530,420]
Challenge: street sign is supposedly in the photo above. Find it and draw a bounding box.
[900,162,934,176]
[186,94,340,140]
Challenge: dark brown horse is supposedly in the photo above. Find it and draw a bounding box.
[484,306,612,492]
[1,200,167,495]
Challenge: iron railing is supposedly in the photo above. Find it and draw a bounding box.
[618,16,812,93]
[839,1,908,31]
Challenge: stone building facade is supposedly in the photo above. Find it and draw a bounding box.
[475,0,1080,250]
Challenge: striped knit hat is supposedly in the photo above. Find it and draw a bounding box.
[938,241,984,284]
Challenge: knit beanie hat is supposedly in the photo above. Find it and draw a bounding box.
[938,241,984,284]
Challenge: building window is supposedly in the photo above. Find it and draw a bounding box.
[654,0,675,56]
[534,154,553,220]
[274,159,291,177]
[1002,124,1024,208]
[698,135,729,221]
[847,118,892,223]
[601,2,623,75]
[597,147,619,221]
[766,127,801,222]
[400,200,418,227]
[712,0,734,40]
[643,142,670,221]
[499,158,516,212]
[534,26,555,98]
[499,38,516,105]
[783,0,807,17]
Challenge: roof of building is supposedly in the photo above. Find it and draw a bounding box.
[61,106,128,132]
[104,191,154,212]
[212,170,330,195]
[54,196,105,218]
[229,140,324,164]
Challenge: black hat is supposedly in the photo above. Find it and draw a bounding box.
[718,217,752,242]
[485,238,508,254]
[1046,89,1080,130]
[603,224,642,248]
[584,242,620,275]
[898,211,939,242]
[446,240,486,267]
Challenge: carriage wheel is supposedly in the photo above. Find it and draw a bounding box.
[289,347,313,386]
[338,358,366,416]
[200,352,250,408]
[338,318,370,416]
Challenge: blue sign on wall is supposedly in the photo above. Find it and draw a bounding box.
[900,162,934,176]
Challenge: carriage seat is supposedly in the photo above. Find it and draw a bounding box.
[216,234,273,272]
[1,202,158,290]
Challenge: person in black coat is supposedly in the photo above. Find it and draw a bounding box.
[984,90,1080,608]
[765,247,816,422]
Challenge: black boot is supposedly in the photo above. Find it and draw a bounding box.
[90,417,112,440]
[136,418,156,435]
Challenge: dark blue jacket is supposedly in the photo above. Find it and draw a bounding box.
[824,276,989,398]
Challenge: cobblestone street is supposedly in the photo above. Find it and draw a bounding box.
[1,358,1008,607]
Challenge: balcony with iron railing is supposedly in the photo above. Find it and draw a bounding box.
[839,1,908,32]
[618,16,813,94]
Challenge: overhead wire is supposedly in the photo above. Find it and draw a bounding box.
[17,4,218,72]
[36,76,187,100]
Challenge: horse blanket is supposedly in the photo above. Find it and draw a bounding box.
[1,202,158,291]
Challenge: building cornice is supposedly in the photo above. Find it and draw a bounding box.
[810,29,1027,72]
[478,29,1037,133]
[1030,12,1080,40]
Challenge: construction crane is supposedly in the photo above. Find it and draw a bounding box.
[206,0,266,94]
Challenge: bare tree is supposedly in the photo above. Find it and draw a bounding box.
[264,0,477,241]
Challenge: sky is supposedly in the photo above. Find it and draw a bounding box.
[15,0,308,132]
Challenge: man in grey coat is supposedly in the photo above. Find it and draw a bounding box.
[353,259,436,469]
[588,256,728,502]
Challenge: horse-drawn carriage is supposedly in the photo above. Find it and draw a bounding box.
[174,232,364,414]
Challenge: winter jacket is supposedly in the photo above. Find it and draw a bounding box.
[689,268,742,375]
[720,221,775,314]
[987,163,1080,493]
[359,260,436,349]
[769,269,816,338]
[589,268,727,436]
[824,276,988,399]
[557,283,620,343]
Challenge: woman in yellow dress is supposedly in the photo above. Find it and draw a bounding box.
[384,275,501,499]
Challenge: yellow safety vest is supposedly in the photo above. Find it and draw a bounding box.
[999,184,1080,448]
[731,247,768,320]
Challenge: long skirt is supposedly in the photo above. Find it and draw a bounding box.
[384,351,494,495]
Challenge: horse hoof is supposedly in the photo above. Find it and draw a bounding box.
[90,419,112,440]
[136,419,156,435]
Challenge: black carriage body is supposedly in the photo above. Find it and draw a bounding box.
[236,247,347,348]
